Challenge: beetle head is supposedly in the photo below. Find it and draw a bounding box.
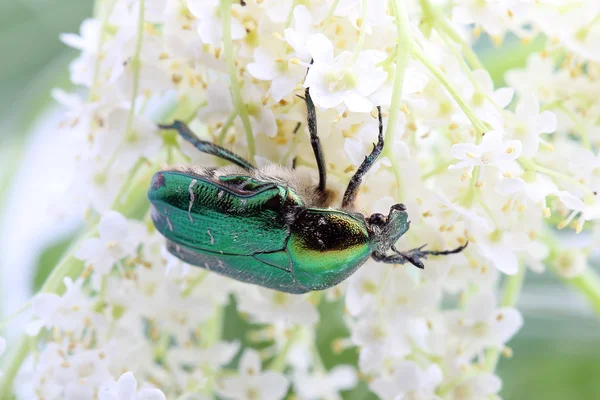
[367,203,410,253]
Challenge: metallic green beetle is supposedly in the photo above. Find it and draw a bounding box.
[148,89,466,294]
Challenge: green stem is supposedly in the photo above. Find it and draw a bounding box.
[384,0,413,152]
[419,0,483,70]
[220,0,255,163]
[421,160,452,180]
[522,159,595,200]
[565,269,600,316]
[352,0,368,60]
[284,0,298,28]
[323,0,341,27]
[382,0,413,200]
[412,45,487,139]
[436,29,502,112]
[90,0,118,100]
[125,0,146,136]
[217,110,239,146]
[544,234,600,316]
[556,103,590,150]
[462,166,480,208]
[484,264,526,371]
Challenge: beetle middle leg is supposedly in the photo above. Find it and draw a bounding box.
[341,106,384,210]
[372,242,468,269]
[159,120,255,171]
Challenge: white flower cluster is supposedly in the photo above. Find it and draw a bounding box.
[2,0,600,399]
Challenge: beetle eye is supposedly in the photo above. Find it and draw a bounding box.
[368,213,386,226]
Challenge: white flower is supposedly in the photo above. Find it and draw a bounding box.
[370,361,443,400]
[247,44,306,101]
[345,261,387,316]
[369,66,428,107]
[532,3,600,62]
[474,228,520,275]
[505,53,559,102]
[284,5,316,62]
[99,371,166,400]
[108,34,171,100]
[293,365,357,400]
[558,191,600,231]
[449,130,522,173]
[345,113,411,168]
[446,292,523,356]
[96,107,162,170]
[448,373,502,400]
[497,174,558,210]
[187,0,246,46]
[60,18,101,86]
[333,0,389,31]
[26,277,94,336]
[304,34,388,112]
[216,349,289,400]
[75,211,141,286]
[166,341,240,373]
[452,0,529,37]
[553,248,587,278]
[351,315,411,373]
[60,18,100,53]
[508,93,557,156]
[236,288,319,325]
[434,193,491,232]
[455,68,513,130]
[377,269,442,318]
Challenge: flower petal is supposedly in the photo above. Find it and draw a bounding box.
[451,143,479,159]
[134,389,167,400]
[344,92,373,113]
[258,371,290,400]
[466,293,497,321]
[306,33,333,64]
[239,349,262,376]
[493,87,514,109]
[117,371,137,397]
[536,110,557,133]
[99,211,129,242]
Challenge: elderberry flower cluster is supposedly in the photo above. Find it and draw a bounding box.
[2,0,600,399]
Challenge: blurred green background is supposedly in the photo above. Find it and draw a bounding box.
[1,1,600,399]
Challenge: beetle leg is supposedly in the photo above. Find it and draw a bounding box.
[372,250,425,269]
[341,106,384,210]
[159,120,255,170]
[291,121,302,170]
[372,242,468,269]
[303,86,327,193]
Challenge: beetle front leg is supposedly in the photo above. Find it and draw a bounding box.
[341,106,384,210]
[372,242,468,269]
[303,87,327,193]
[372,250,425,269]
[291,121,302,170]
[159,120,256,170]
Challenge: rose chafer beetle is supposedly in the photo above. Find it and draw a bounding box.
[148,88,466,294]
